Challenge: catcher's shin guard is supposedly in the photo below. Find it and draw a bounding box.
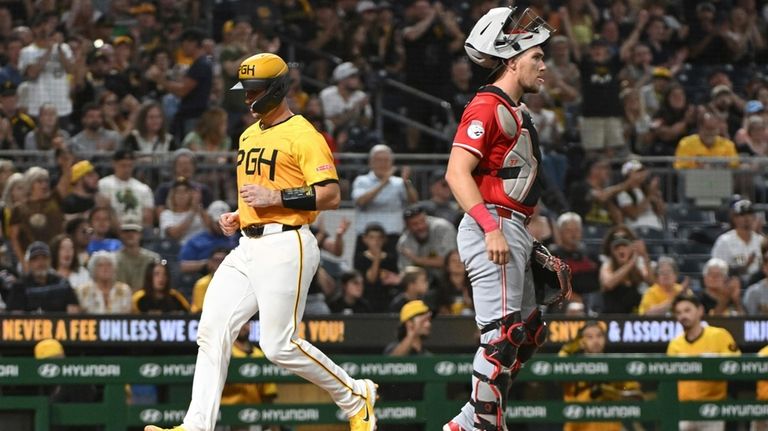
[516,308,548,364]
[481,311,527,371]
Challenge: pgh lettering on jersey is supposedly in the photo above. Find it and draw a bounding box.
[236,115,338,227]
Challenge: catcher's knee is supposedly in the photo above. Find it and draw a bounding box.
[516,308,548,364]
[481,311,526,371]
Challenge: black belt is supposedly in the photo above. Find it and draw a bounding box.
[242,224,300,238]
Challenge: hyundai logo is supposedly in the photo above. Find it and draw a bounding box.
[625,361,647,376]
[239,363,261,378]
[699,404,720,418]
[37,363,60,378]
[529,361,552,376]
[562,405,584,419]
[139,363,162,378]
[140,409,163,423]
[434,361,457,376]
[719,361,740,376]
[340,362,359,376]
[238,408,260,423]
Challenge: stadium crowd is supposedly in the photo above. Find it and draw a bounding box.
[0,0,766,323]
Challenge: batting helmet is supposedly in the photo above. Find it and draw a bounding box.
[464,7,552,69]
[230,53,290,115]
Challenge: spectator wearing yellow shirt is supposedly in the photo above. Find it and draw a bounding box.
[639,257,689,315]
[674,112,739,169]
[221,323,279,431]
[754,345,768,431]
[190,247,229,313]
[560,321,642,431]
[667,294,740,431]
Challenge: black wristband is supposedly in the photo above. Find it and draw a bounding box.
[281,185,317,211]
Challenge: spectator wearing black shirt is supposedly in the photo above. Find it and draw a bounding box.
[148,28,212,145]
[550,212,602,313]
[567,157,626,227]
[0,80,34,149]
[700,257,744,316]
[328,270,371,315]
[61,160,100,217]
[579,38,625,156]
[132,260,189,314]
[687,2,731,65]
[354,222,400,312]
[6,241,81,313]
[649,83,698,156]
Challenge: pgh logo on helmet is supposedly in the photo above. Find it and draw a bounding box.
[231,53,291,115]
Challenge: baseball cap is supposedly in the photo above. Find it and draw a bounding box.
[71,160,95,184]
[120,216,143,232]
[130,2,156,15]
[711,84,732,99]
[652,67,672,80]
[399,300,430,323]
[112,149,135,161]
[746,100,765,114]
[26,241,51,260]
[357,0,378,13]
[621,159,644,176]
[207,200,230,220]
[34,339,64,359]
[0,80,16,96]
[112,35,133,46]
[731,198,754,215]
[332,62,359,82]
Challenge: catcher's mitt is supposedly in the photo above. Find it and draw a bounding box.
[530,241,572,306]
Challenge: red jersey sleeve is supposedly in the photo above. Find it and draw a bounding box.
[452,96,498,159]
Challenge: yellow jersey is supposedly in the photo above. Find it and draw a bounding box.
[667,326,740,401]
[638,283,685,315]
[190,274,213,313]
[758,345,768,400]
[673,134,739,169]
[221,344,278,404]
[236,115,338,227]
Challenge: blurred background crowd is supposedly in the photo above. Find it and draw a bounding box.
[0,0,766,324]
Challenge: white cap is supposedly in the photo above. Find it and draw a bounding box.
[332,62,359,82]
[621,159,644,176]
[356,0,377,13]
[207,200,230,220]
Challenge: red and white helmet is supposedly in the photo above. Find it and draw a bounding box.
[464,7,553,69]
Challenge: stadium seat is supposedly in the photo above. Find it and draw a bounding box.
[666,204,716,225]
[670,241,713,255]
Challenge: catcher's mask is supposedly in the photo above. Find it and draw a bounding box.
[464,6,553,69]
[231,53,291,115]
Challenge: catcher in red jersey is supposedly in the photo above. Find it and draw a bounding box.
[443,7,568,431]
[145,53,377,431]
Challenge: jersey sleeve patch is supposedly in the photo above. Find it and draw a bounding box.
[315,163,333,172]
[453,96,497,157]
[467,120,485,139]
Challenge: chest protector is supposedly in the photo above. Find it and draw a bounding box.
[493,103,539,204]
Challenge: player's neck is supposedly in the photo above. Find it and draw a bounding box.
[259,106,293,129]
[684,324,703,342]
[492,80,523,105]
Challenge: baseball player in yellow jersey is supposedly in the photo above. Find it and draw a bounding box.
[667,294,740,431]
[145,53,377,431]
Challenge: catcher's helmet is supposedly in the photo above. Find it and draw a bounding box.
[231,53,290,115]
[465,7,553,69]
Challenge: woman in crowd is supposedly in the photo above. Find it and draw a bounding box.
[24,104,70,151]
[649,84,697,156]
[0,172,26,238]
[181,107,231,152]
[132,260,189,314]
[99,91,135,137]
[75,250,132,314]
[599,230,652,314]
[638,256,689,315]
[158,177,211,245]
[122,101,174,153]
[50,234,91,290]
[435,249,473,316]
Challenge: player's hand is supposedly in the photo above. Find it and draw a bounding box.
[240,184,280,208]
[484,230,510,265]
[219,211,240,236]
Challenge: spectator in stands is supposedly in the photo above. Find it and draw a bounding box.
[50,234,90,290]
[435,249,473,316]
[397,204,457,282]
[389,266,429,313]
[687,2,732,66]
[9,162,71,267]
[354,223,400,313]
[557,0,599,60]
[98,149,154,227]
[33,339,98,406]
[674,111,739,170]
[220,322,278,431]
[154,148,213,217]
[121,101,174,153]
[700,257,744,317]
[61,160,100,217]
[23,103,66,151]
[70,103,121,152]
[620,87,654,155]
[567,157,624,226]
[639,256,690,316]
[181,106,231,152]
[0,80,34,149]
[352,144,418,251]
[159,176,211,245]
[1,36,24,87]
[735,115,767,157]
[148,28,212,142]
[712,198,764,283]
[641,67,673,118]
[74,250,132,314]
[178,200,236,273]
[649,83,698,156]
[551,212,602,314]
[132,260,189,314]
[668,294,740,431]
[1,172,27,237]
[328,270,372,314]
[385,299,432,356]
[578,38,625,156]
[744,254,768,316]
[444,57,475,122]
[64,217,91,266]
[526,92,567,192]
[6,241,81,313]
[190,247,228,313]
[600,235,651,314]
[0,159,15,196]
[416,170,460,225]
[319,62,372,140]
[86,206,122,254]
[218,17,251,134]
[618,42,654,90]
[19,13,74,125]
[99,90,136,137]
[115,219,160,292]
[615,160,665,230]
[543,35,580,128]
[560,321,642,431]
[707,85,745,139]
